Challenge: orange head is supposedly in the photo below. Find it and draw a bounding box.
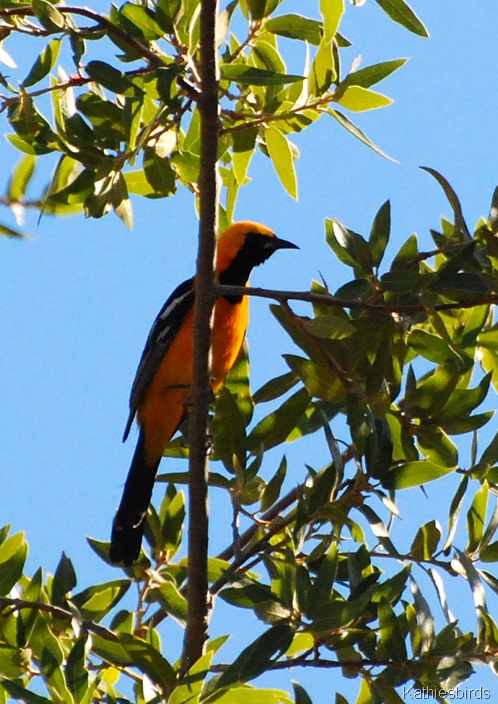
[215,221,298,287]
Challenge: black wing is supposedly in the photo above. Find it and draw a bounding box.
[123,276,195,441]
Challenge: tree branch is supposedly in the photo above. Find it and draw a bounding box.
[180,0,219,676]
[215,284,497,314]
[0,597,118,641]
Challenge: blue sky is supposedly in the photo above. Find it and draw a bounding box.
[2,1,498,701]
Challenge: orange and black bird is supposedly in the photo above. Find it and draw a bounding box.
[110,222,298,565]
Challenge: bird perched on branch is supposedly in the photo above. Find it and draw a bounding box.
[110,221,298,565]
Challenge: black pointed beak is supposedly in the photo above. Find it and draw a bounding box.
[269,236,299,251]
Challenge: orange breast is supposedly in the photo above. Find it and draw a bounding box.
[137,296,249,463]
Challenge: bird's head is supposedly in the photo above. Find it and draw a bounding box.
[215,221,298,287]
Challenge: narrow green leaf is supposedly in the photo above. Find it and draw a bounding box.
[416,425,458,468]
[374,0,429,37]
[340,59,407,90]
[378,597,407,662]
[253,371,298,404]
[336,85,393,112]
[232,127,257,185]
[328,109,395,161]
[220,64,304,86]
[65,637,88,703]
[1,681,51,704]
[147,582,188,626]
[120,4,165,40]
[309,38,336,96]
[118,633,176,690]
[466,481,489,553]
[0,222,29,239]
[71,580,130,621]
[215,626,294,689]
[421,166,470,239]
[32,0,66,31]
[143,146,177,196]
[293,681,314,704]
[261,456,287,511]
[265,14,322,44]
[410,520,441,560]
[369,200,390,268]
[247,387,310,452]
[265,126,298,199]
[23,38,61,88]
[320,0,344,42]
[212,386,247,472]
[85,60,136,95]
[383,460,456,490]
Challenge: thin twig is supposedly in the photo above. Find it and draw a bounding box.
[216,284,497,314]
[0,597,118,641]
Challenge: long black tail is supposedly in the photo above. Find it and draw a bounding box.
[110,433,160,566]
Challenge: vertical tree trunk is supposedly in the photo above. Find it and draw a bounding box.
[181,0,219,675]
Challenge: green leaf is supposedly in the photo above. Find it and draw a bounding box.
[320,0,344,42]
[466,481,489,553]
[284,354,345,402]
[421,166,470,239]
[65,637,88,703]
[410,520,441,560]
[416,425,458,467]
[383,460,456,490]
[369,200,390,268]
[147,582,188,626]
[308,543,338,615]
[23,38,61,88]
[253,371,298,404]
[224,343,253,423]
[1,681,51,704]
[209,686,293,704]
[220,64,304,86]
[378,597,407,662]
[309,39,336,96]
[302,315,356,340]
[215,626,294,689]
[85,60,136,95]
[7,154,36,202]
[341,59,407,90]
[143,146,177,196]
[212,386,247,472]
[32,0,66,32]
[374,0,429,37]
[120,4,165,40]
[335,85,393,112]
[0,532,28,596]
[246,0,282,21]
[408,329,455,364]
[326,218,373,273]
[169,650,214,704]
[51,552,77,606]
[247,387,310,452]
[265,126,298,199]
[261,456,287,511]
[0,222,29,239]
[232,127,257,185]
[0,644,25,679]
[71,580,130,621]
[405,362,461,418]
[328,109,395,160]
[118,633,176,690]
[266,14,322,45]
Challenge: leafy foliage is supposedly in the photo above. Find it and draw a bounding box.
[3,1,498,703]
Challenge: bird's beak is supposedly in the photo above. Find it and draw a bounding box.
[270,236,299,251]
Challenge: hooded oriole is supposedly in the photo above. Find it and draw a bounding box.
[110,222,298,565]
